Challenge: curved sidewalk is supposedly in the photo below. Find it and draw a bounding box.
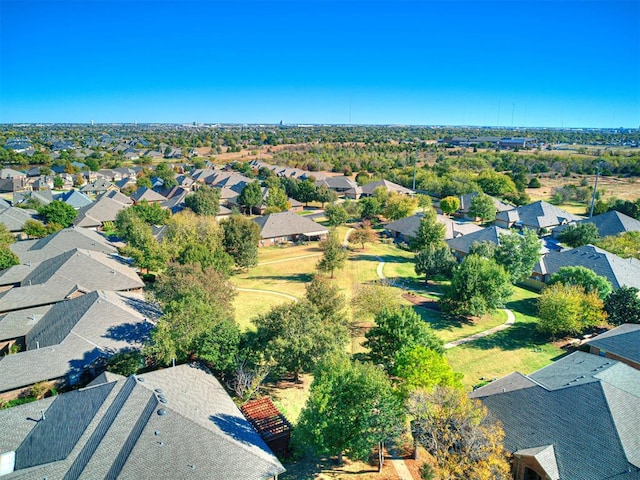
[444,308,516,349]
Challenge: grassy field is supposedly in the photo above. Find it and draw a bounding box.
[445,286,564,390]
[233,290,293,331]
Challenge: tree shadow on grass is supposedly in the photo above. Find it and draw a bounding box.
[467,321,548,351]
[240,273,314,284]
[505,297,538,318]
[412,305,475,330]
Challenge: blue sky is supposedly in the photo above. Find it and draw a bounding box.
[1,0,638,127]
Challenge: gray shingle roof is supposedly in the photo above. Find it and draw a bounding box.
[130,187,167,203]
[73,196,129,227]
[495,200,582,230]
[535,244,640,289]
[446,225,511,254]
[0,364,285,479]
[0,291,152,393]
[0,207,37,232]
[557,210,640,238]
[253,211,328,239]
[585,323,640,366]
[361,179,414,196]
[0,305,50,340]
[54,190,93,209]
[470,352,640,479]
[385,213,483,241]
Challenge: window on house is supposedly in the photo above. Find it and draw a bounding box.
[523,467,542,480]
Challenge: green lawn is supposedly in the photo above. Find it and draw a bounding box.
[233,290,293,331]
[446,286,564,390]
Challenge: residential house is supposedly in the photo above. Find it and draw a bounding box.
[0,363,286,479]
[452,192,513,220]
[446,225,512,259]
[315,176,362,199]
[470,351,640,480]
[385,213,484,244]
[0,206,38,233]
[80,178,118,197]
[553,210,640,239]
[360,179,414,197]
[0,248,144,313]
[129,187,167,205]
[13,190,53,207]
[54,190,93,209]
[74,193,131,229]
[0,290,154,397]
[531,244,640,290]
[584,323,640,370]
[494,200,582,233]
[10,226,117,264]
[253,211,328,246]
[0,177,30,194]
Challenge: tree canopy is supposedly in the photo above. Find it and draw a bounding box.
[494,229,542,283]
[184,185,221,216]
[558,222,600,247]
[604,285,640,325]
[317,229,348,278]
[38,200,77,227]
[414,243,456,284]
[548,265,613,300]
[468,193,496,223]
[409,207,446,251]
[221,214,261,269]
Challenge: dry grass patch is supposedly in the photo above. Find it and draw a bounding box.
[233,290,292,331]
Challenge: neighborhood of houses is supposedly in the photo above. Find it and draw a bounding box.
[0,137,639,479]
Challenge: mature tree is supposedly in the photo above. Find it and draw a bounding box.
[441,255,513,317]
[295,354,404,468]
[477,170,517,197]
[494,229,542,283]
[136,176,152,189]
[597,231,640,259]
[296,179,317,206]
[439,196,461,216]
[237,180,263,214]
[604,286,640,325]
[0,224,15,246]
[416,194,432,213]
[343,199,363,219]
[23,219,49,238]
[53,176,64,189]
[155,162,177,188]
[393,345,462,395]
[265,185,290,212]
[38,200,77,227]
[254,300,346,381]
[192,318,241,375]
[414,243,456,284]
[0,246,19,270]
[364,307,443,372]
[468,193,496,223]
[409,207,446,251]
[384,193,418,221]
[348,220,377,249]
[538,283,606,337]
[305,274,346,324]
[106,349,145,376]
[185,185,221,216]
[359,196,383,219]
[164,210,233,274]
[221,214,261,269]
[468,240,497,259]
[131,200,170,225]
[407,387,510,478]
[116,208,169,272]
[317,229,348,278]
[351,284,402,322]
[549,265,613,300]
[558,222,600,247]
[315,185,338,207]
[325,204,349,227]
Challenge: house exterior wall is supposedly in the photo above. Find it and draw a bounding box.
[588,346,640,371]
[512,456,550,480]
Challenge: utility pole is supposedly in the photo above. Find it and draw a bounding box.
[589,158,603,218]
[412,148,418,191]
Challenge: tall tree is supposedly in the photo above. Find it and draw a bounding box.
[364,307,444,372]
[325,204,349,227]
[359,197,383,219]
[494,229,542,283]
[410,207,446,251]
[38,200,77,227]
[468,193,496,223]
[414,243,456,284]
[351,284,402,323]
[384,193,418,220]
[296,179,317,206]
[407,387,510,478]
[393,345,462,395]
[237,180,263,214]
[305,274,346,324]
[265,185,290,212]
[317,229,348,278]
[315,185,338,207]
[538,283,606,337]
[253,300,346,381]
[604,285,640,325]
[131,200,170,225]
[558,222,600,247]
[441,254,513,317]
[295,354,404,468]
[185,185,221,216]
[439,196,460,216]
[221,214,261,269]
[548,265,613,300]
[348,220,377,249]
[596,231,640,259]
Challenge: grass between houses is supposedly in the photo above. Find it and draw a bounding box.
[445,286,565,390]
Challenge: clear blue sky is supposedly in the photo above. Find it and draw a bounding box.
[1,0,639,128]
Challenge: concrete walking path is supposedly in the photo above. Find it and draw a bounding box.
[387,448,414,480]
[444,307,516,349]
[373,254,516,350]
[235,288,298,302]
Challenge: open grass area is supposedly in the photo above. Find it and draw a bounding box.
[446,286,564,390]
[233,290,293,331]
[414,306,507,344]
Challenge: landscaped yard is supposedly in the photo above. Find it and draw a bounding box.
[446,286,565,389]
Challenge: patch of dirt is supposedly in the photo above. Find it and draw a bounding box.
[402,292,441,312]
